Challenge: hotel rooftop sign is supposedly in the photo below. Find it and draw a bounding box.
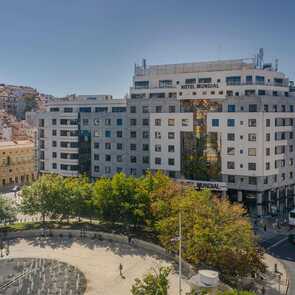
[181,83,219,89]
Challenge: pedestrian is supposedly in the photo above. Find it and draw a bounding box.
[264,224,267,232]
[261,286,265,295]
[128,235,132,244]
[119,263,123,277]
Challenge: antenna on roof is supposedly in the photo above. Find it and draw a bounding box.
[275,58,279,71]
[256,48,264,69]
[142,58,147,69]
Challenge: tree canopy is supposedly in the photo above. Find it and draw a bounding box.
[0,195,16,224]
[131,266,171,295]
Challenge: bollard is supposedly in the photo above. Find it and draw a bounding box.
[274,263,278,273]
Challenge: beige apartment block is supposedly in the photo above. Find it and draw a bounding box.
[0,140,36,188]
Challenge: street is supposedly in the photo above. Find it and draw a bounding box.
[262,235,295,295]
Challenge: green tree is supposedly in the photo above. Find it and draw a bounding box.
[151,182,265,285]
[131,266,171,295]
[20,174,62,223]
[0,196,16,224]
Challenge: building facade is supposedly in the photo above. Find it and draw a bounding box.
[0,140,36,189]
[37,54,295,217]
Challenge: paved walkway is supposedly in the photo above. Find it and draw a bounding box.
[5,237,190,295]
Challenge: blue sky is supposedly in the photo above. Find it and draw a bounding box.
[0,0,294,98]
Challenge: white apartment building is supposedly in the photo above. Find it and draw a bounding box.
[38,95,126,177]
[38,51,295,217]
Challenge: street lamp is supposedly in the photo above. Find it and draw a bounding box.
[171,211,182,295]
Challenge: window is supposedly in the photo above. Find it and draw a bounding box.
[50,107,59,112]
[227,161,235,169]
[290,145,294,153]
[168,145,175,152]
[227,147,235,155]
[248,177,257,185]
[227,119,235,127]
[266,133,270,141]
[266,148,270,156]
[248,119,256,127]
[64,107,73,113]
[168,119,175,126]
[226,76,241,85]
[112,107,126,113]
[130,119,137,126]
[168,158,175,166]
[105,155,111,161]
[94,166,100,172]
[130,106,136,113]
[246,75,253,84]
[93,119,100,126]
[60,141,68,148]
[117,131,123,138]
[143,144,149,151]
[290,105,294,112]
[142,131,149,139]
[130,144,136,151]
[169,105,176,113]
[60,119,67,125]
[117,155,123,162]
[156,106,162,113]
[185,78,196,84]
[168,132,175,139]
[142,106,149,113]
[52,119,57,125]
[79,107,91,113]
[227,105,236,112]
[134,81,149,89]
[104,119,111,126]
[52,152,57,158]
[117,118,123,126]
[52,163,57,169]
[142,119,149,126]
[52,141,57,147]
[155,157,161,165]
[228,175,235,183]
[258,90,266,96]
[155,106,162,113]
[130,156,137,163]
[155,131,161,139]
[105,167,111,174]
[60,164,68,170]
[155,144,161,152]
[256,76,265,84]
[95,107,108,113]
[227,133,235,141]
[60,153,68,159]
[248,133,256,141]
[248,163,256,170]
[248,148,256,156]
[94,154,100,161]
[83,119,89,126]
[199,77,212,83]
[94,142,100,149]
[245,90,256,96]
[94,131,100,137]
[105,142,111,150]
[212,119,219,127]
[142,156,149,164]
[266,162,270,170]
[159,80,173,88]
[117,143,123,150]
[155,119,161,126]
[249,104,257,112]
[52,130,57,136]
[182,119,189,127]
[266,119,270,127]
[130,131,136,138]
[264,104,269,112]
[105,130,111,138]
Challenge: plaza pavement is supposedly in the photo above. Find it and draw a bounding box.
[6,237,190,295]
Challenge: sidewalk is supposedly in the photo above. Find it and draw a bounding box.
[254,254,289,295]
